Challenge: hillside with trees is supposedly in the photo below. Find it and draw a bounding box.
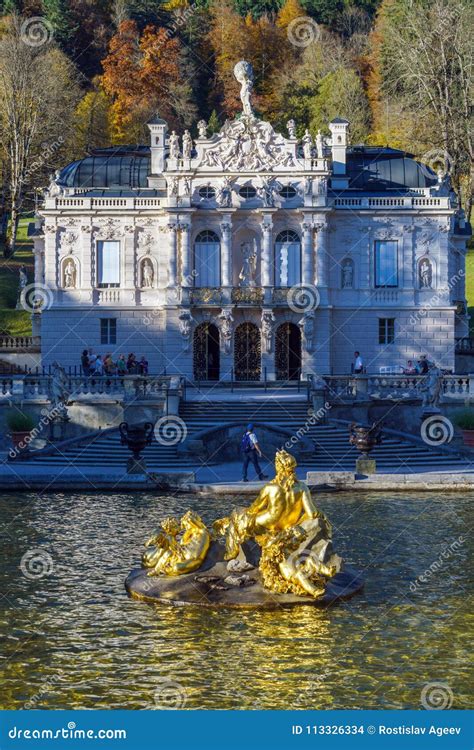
[0,0,472,259]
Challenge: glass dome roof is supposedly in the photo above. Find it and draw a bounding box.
[345,147,437,191]
[58,147,151,189]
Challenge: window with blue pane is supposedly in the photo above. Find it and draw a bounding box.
[97,241,120,287]
[100,318,116,345]
[375,241,398,287]
[194,231,220,287]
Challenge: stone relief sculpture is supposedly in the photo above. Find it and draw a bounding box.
[419,258,433,288]
[178,310,196,351]
[286,119,296,138]
[238,241,257,288]
[216,177,233,208]
[63,258,76,289]
[182,130,193,159]
[341,258,354,289]
[200,62,296,172]
[233,60,254,117]
[258,176,282,208]
[261,310,275,353]
[218,308,234,354]
[168,177,179,199]
[302,130,313,160]
[299,311,315,353]
[141,258,154,289]
[169,131,180,159]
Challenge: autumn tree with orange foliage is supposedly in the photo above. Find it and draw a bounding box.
[102,20,196,143]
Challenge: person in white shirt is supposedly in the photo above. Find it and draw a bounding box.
[353,351,363,374]
[241,424,268,482]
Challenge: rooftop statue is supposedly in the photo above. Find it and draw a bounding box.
[128,450,359,607]
[233,60,254,117]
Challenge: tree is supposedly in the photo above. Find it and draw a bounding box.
[0,14,80,256]
[309,67,371,142]
[371,0,473,214]
[41,0,77,48]
[102,20,196,143]
[75,77,113,154]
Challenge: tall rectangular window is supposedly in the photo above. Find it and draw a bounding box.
[379,318,395,345]
[97,241,120,287]
[375,241,398,287]
[100,318,117,345]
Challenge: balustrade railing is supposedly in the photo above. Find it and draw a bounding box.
[0,374,173,401]
[0,335,41,351]
[455,337,474,354]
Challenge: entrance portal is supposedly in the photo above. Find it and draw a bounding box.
[234,322,261,381]
[275,322,301,380]
[193,323,220,380]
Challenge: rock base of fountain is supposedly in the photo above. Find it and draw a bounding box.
[356,457,376,475]
[125,541,364,609]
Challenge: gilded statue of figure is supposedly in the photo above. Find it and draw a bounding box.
[143,511,210,576]
[213,450,330,558]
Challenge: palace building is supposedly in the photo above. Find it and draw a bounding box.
[34,61,470,380]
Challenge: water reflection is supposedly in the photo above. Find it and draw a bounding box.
[0,491,472,710]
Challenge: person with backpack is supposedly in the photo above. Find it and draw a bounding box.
[241,424,267,482]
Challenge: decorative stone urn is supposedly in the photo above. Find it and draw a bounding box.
[348,422,383,475]
[119,421,154,473]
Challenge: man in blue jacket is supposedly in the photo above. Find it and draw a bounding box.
[241,424,267,482]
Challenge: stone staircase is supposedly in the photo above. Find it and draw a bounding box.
[21,392,468,472]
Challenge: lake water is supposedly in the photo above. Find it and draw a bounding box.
[0,490,472,710]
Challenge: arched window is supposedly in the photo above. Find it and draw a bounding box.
[274,230,301,287]
[194,230,220,287]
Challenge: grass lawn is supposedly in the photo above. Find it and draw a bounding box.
[0,217,35,336]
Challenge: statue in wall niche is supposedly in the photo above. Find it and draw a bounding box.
[286,119,296,139]
[299,311,315,353]
[258,176,282,208]
[197,120,207,139]
[315,130,324,159]
[141,259,154,289]
[218,309,234,354]
[261,310,275,354]
[182,130,193,159]
[318,177,327,195]
[233,60,254,117]
[302,130,313,160]
[182,177,191,196]
[179,310,196,351]
[216,177,233,208]
[63,259,76,288]
[419,258,432,288]
[239,241,257,288]
[341,259,354,289]
[168,177,179,199]
[303,176,312,196]
[169,131,180,159]
[18,265,28,291]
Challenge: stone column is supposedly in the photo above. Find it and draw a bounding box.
[261,219,272,287]
[167,223,177,288]
[180,223,191,286]
[302,222,313,286]
[314,221,328,287]
[220,221,232,288]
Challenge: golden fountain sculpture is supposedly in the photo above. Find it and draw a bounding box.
[137,450,345,604]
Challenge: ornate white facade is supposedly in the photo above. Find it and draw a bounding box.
[35,62,470,380]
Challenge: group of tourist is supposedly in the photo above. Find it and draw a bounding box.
[80,351,149,376]
[352,351,433,376]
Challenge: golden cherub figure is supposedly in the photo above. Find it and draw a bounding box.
[142,511,210,576]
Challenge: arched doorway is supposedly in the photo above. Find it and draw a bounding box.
[275,323,301,381]
[193,323,220,380]
[234,322,261,381]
